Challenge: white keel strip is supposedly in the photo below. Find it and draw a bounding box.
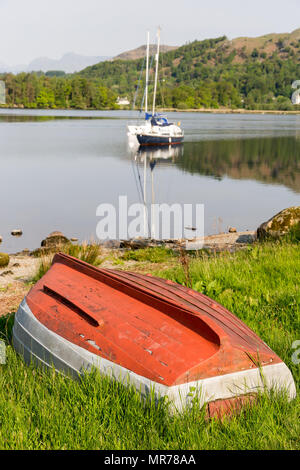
[13,300,296,412]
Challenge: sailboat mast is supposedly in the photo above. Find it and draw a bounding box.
[143,154,147,237]
[151,166,155,238]
[145,31,150,115]
[152,27,161,115]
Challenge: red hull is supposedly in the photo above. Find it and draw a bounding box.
[25,253,281,387]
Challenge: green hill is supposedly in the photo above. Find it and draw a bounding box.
[78,29,300,110]
[113,44,177,61]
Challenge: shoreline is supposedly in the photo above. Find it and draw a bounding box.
[1,230,257,258]
[159,107,300,115]
[1,105,300,115]
[0,230,256,316]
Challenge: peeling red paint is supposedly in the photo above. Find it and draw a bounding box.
[26,253,281,387]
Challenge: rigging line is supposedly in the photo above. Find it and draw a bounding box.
[132,56,146,111]
[159,44,166,109]
[137,162,146,209]
[137,155,151,235]
[132,154,151,236]
[136,159,144,197]
[140,54,155,114]
[130,152,146,219]
[131,155,143,204]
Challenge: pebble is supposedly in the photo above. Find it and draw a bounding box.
[11,229,23,236]
[0,270,13,277]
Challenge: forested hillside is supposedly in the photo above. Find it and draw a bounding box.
[79,30,300,110]
[1,29,300,110]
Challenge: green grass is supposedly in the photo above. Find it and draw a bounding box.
[31,242,103,283]
[157,242,300,364]
[120,246,176,263]
[0,240,299,449]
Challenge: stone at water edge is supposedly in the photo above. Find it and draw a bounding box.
[0,270,13,277]
[41,231,69,247]
[120,239,152,250]
[0,253,10,268]
[257,206,300,239]
[11,229,23,236]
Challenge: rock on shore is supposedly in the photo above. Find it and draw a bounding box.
[41,231,69,247]
[257,206,300,239]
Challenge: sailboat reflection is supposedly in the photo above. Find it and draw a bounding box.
[131,144,184,238]
[137,143,184,162]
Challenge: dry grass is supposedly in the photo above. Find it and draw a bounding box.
[32,241,103,282]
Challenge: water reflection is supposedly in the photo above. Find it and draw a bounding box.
[128,144,184,238]
[1,111,299,252]
[176,137,300,192]
[136,143,184,162]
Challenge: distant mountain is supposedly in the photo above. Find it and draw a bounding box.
[0,53,110,74]
[113,44,177,61]
[27,52,110,73]
[0,62,27,74]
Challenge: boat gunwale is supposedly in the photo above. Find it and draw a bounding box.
[25,253,281,385]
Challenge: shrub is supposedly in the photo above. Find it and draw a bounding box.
[0,253,9,268]
[32,242,102,282]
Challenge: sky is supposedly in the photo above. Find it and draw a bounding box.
[1,0,300,65]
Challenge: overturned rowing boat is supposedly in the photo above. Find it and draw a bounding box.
[13,253,296,413]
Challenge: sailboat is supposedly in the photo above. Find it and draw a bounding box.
[137,28,184,146]
[127,31,152,138]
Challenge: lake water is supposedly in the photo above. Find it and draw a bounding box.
[0,109,300,253]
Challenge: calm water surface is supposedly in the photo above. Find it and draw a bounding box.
[0,109,300,253]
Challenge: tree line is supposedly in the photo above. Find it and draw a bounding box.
[0,73,118,109]
[80,35,300,111]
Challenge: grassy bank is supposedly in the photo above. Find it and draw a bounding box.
[0,240,299,449]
